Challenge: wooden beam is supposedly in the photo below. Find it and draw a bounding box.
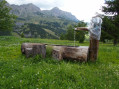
[75,27,89,31]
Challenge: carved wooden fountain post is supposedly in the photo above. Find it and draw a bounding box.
[75,27,99,62]
[75,16,102,62]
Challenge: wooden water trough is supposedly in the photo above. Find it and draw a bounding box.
[21,43,46,58]
[21,18,102,62]
[21,16,102,62]
[52,45,89,62]
[21,27,99,62]
[21,43,89,62]
[52,25,100,62]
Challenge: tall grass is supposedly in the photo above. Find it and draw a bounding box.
[0,36,119,89]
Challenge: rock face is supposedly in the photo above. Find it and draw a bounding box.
[42,7,79,22]
[21,43,46,58]
[52,46,89,62]
[10,3,41,17]
[9,3,79,22]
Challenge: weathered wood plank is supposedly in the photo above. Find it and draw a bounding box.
[52,46,89,62]
[63,46,89,62]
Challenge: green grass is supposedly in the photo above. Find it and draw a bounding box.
[44,28,59,38]
[0,36,119,89]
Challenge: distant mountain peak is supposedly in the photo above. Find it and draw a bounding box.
[9,3,79,22]
[49,7,79,22]
[27,3,34,5]
[51,7,60,11]
[23,3,37,7]
[21,3,41,10]
[10,3,41,17]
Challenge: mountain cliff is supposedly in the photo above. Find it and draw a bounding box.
[10,3,41,17]
[42,7,78,22]
[10,3,78,22]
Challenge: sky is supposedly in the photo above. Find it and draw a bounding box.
[6,0,105,22]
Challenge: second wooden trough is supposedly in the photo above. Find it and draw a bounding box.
[52,45,89,62]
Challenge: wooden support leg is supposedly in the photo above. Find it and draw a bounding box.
[52,50,63,60]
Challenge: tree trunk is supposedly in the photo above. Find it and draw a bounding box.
[113,38,118,46]
[88,37,99,62]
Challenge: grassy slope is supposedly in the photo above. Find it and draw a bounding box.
[0,36,119,89]
[44,28,59,38]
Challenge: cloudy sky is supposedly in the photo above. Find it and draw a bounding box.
[6,0,105,22]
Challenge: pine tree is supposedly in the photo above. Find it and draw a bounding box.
[66,25,74,41]
[102,0,119,45]
[60,21,87,43]
[75,21,87,43]
[0,0,16,33]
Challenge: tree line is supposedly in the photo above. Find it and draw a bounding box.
[60,21,87,43]
[0,0,16,35]
[101,0,119,46]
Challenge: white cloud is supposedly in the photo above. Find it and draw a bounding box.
[6,0,105,22]
[6,0,63,9]
[60,0,105,22]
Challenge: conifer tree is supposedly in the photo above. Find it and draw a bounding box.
[0,0,16,32]
[102,0,119,45]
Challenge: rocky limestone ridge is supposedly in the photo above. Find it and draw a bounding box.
[10,3,79,22]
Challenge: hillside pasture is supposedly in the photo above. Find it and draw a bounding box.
[0,36,119,89]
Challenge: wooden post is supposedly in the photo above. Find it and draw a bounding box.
[75,27,99,62]
[88,37,99,61]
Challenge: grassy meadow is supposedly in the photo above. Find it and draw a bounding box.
[0,36,119,89]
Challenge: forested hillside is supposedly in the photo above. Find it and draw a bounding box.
[8,3,79,39]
